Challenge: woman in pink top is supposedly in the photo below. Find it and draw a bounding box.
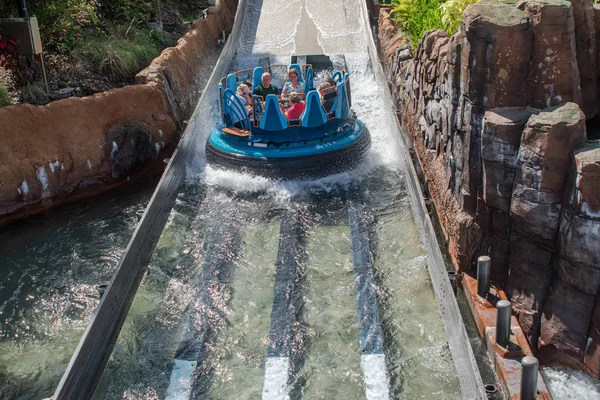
[285,92,305,120]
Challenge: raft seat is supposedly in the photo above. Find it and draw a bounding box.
[300,91,328,128]
[259,94,288,131]
[253,67,265,89]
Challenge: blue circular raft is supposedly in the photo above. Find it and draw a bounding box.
[206,117,371,179]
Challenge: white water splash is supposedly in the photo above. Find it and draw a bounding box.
[18,180,29,196]
[48,160,60,174]
[542,366,600,400]
[36,166,49,196]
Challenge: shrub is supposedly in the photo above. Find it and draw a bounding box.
[97,0,156,23]
[21,81,49,104]
[390,0,481,48]
[391,0,445,49]
[0,84,11,107]
[440,0,481,35]
[72,26,164,82]
[28,0,99,52]
[1,32,36,86]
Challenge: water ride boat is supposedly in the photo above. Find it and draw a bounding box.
[205,60,371,178]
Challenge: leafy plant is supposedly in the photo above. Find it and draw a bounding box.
[389,0,480,47]
[0,84,11,107]
[440,0,481,35]
[1,31,36,85]
[391,0,445,49]
[28,0,99,52]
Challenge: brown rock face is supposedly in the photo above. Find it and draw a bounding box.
[380,1,600,377]
[482,108,537,282]
[567,0,598,118]
[0,84,177,218]
[518,0,583,110]
[539,142,600,372]
[462,3,532,109]
[507,103,586,340]
[510,103,586,242]
[482,108,536,213]
[455,3,532,213]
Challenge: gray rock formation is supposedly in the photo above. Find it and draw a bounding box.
[378,0,600,378]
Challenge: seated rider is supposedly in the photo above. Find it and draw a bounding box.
[252,72,279,98]
[285,92,305,120]
[236,83,252,114]
[282,69,305,95]
[318,82,337,113]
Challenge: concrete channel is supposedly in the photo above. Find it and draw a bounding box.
[53,1,488,398]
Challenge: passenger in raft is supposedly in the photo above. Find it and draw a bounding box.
[252,72,279,98]
[318,82,337,113]
[281,69,305,95]
[236,83,252,114]
[285,92,305,120]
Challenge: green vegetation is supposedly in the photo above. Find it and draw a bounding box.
[21,81,49,104]
[0,0,198,102]
[391,0,445,47]
[0,84,11,107]
[440,0,481,34]
[389,0,481,49]
[72,25,176,81]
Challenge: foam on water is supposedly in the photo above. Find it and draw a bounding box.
[542,366,600,400]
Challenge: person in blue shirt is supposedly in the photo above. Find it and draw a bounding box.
[282,69,306,95]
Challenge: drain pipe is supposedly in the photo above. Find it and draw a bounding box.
[496,300,512,347]
[476,256,491,298]
[484,383,498,399]
[520,356,539,400]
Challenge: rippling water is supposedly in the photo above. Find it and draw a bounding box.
[82,165,463,399]
[0,180,157,400]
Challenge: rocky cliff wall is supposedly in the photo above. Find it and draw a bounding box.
[379,0,600,378]
[0,0,237,224]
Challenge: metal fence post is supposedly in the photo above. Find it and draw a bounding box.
[496,300,512,347]
[520,356,539,400]
[477,256,491,298]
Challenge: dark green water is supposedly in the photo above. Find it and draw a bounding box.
[0,180,157,400]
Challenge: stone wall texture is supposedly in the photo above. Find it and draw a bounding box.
[379,0,600,378]
[0,0,237,224]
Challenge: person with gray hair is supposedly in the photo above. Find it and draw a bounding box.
[318,81,337,113]
[252,72,279,98]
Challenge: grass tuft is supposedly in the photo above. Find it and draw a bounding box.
[21,82,49,105]
[71,26,176,82]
